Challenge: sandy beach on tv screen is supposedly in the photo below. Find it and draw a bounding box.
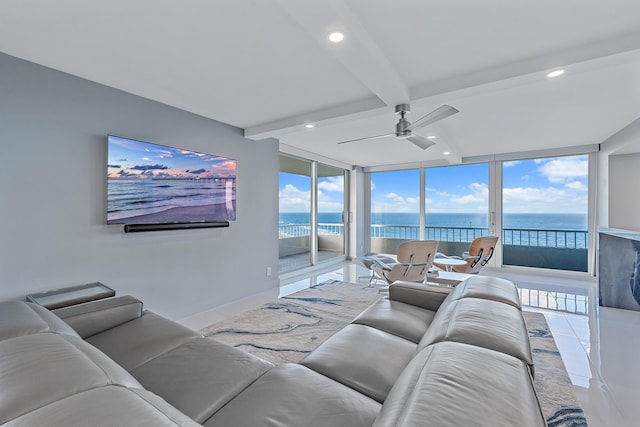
[110,202,235,224]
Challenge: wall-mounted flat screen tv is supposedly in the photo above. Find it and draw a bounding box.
[107,135,236,225]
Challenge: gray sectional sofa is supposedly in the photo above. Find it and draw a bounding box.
[0,276,547,426]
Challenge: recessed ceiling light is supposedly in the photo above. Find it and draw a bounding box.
[546,69,565,78]
[305,124,315,129]
[328,32,344,43]
[427,135,436,140]
[443,151,451,155]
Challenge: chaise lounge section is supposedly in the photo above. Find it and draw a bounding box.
[0,276,546,426]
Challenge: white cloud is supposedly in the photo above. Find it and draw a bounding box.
[317,189,343,212]
[425,183,488,213]
[565,181,587,191]
[503,186,587,213]
[280,184,344,213]
[448,183,488,206]
[503,161,521,168]
[538,157,588,183]
[279,184,310,212]
[372,192,419,213]
[318,176,344,192]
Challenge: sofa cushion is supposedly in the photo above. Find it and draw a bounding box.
[352,298,437,343]
[417,297,534,374]
[130,337,273,423]
[0,333,142,424]
[87,311,201,371]
[373,342,546,427]
[449,275,522,308]
[4,385,201,427]
[203,363,381,427]
[301,324,416,402]
[0,301,79,341]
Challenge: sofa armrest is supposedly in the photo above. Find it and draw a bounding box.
[53,296,143,339]
[388,281,452,311]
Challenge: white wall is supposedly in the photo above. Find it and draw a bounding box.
[598,118,640,231]
[609,152,640,230]
[0,53,280,320]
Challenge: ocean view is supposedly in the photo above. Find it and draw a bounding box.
[280,212,587,230]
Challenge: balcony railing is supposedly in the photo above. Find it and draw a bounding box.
[503,228,587,249]
[280,223,588,249]
[279,223,344,238]
[280,223,589,272]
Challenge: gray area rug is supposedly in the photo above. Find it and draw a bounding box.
[201,279,588,426]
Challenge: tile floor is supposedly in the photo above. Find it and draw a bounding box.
[280,261,640,427]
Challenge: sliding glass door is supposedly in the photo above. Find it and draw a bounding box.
[425,163,489,259]
[279,155,312,272]
[369,169,420,255]
[317,163,347,263]
[279,155,348,274]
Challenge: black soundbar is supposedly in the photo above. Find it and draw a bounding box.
[124,221,230,233]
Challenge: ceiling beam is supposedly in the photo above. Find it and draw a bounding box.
[273,0,409,107]
[244,95,385,139]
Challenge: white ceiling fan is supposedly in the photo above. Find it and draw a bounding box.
[338,104,459,150]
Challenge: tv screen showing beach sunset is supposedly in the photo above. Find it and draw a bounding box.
[107,135,236,225]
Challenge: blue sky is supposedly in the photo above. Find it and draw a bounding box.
[280,155,588,214]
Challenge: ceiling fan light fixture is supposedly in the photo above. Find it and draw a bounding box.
[546,69,565,78]
[328,32,344,43]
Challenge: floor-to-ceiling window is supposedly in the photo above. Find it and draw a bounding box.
[279,155,312,272]
[501,154,589,272]
[279,155,349,274]
[365,151,593,273]
[369,169,420,255]
[317,163,347,263]
[425,163,489,258]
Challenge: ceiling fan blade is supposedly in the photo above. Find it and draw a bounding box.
[409,105,459,131]
[406,135,436,150]
[338,133,394,145]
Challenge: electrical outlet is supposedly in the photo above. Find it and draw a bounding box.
[266,267,272,277]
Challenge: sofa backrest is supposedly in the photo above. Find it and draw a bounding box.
[449,275,522,309]
[415,297,534,374]
[0,301,79,341]
[412,276,533,375]
[53,295,143,338]
[0,301,201,426]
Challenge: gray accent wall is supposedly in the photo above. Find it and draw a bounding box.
[0,52,279,319]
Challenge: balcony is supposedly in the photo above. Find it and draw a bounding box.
[280,224,588,273]
[279,224,346,272]
[372,225,588,272]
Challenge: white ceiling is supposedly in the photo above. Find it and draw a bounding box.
[1,0,639,167]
